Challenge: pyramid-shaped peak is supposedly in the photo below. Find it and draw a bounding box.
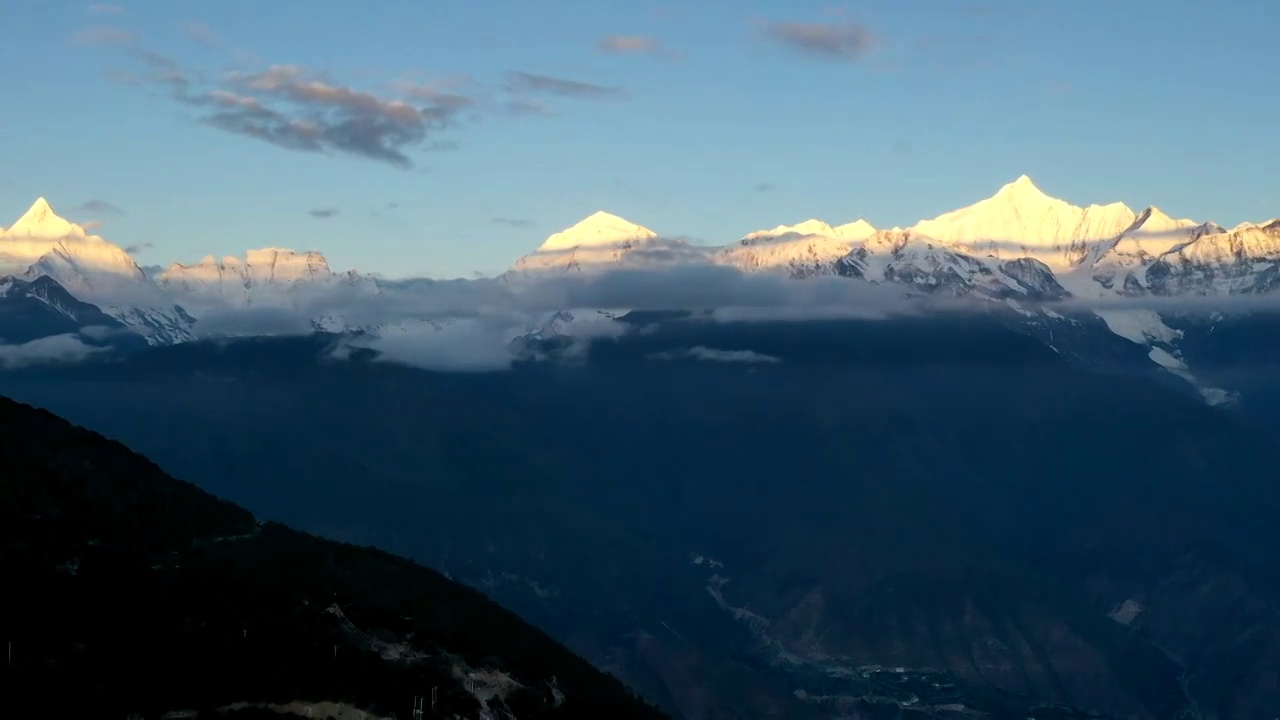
[27,197,54,217]
[575,210,649,230]
[5,197,80,238]
[993,174,1051,200]
[538,211,657,252]
[1128,205,1197,234]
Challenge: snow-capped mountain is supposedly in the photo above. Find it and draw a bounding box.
[1143,219,1280,296]
[159,248,379,310]
[7,178,1278,407]
[836,229,1068,301]
[506,211,706,278]
[0,274,127,343]
[713,218,877,278]
[0,198,146,284]
[909,175,1138,270]
[0,198,192,345]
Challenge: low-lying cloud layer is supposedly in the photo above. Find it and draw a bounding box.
[161,250,1280,376]
[182,265,929,371]
[0,334,108,369]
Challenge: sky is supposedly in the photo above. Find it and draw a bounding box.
[1,0,1277,279]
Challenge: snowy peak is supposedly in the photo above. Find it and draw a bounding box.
[742,218,877,244]
[910,175,1137,269]
[834,219,877,240]
[744,219,835,242]
[537,211,658,252]
[1,197,146,287]
[4,197,83,239]
[717,218,880,278]
[159,247,342,305]
[1125,206,1198,236]
[992,174,1053,204]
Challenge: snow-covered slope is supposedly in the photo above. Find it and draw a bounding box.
[910,175,1137,270]
[1063,207,1222,298]
[0,198,192,345]
[715,219,876,278]
[506,211,706,278]
[1143,219,1280,296]
[1,198,147,289]
[159,248,378,310]
[835,229,1068,301]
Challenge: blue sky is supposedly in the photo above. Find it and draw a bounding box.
[1,0,1277,278]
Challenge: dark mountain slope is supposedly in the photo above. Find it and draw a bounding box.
[3,316,1280,717]
[0,396,665,720]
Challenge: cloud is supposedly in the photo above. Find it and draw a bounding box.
[123,242,154,254]
[598,35,660,54]
[0,334,109,369]
[650,346,782,364]
[153,246,934,373]
[493,217,533,227]
[504,71,621,100]
[393,79,478,111]
[345,317,531,372]
[88,3,124,14]
[309,207,339,219]
[82,220,104,231]
[193,307,318,338]
[1051,293,1280,317]
[503,96,555,117]
[76,199,123,215]
[757,20,877,60]
[506,264,919,318]
[93,39,614,167]
[72,25,139,47]
[755,182,776,192]
[180,21,220,48]
[162,65,465,169]
[101,47,470,169]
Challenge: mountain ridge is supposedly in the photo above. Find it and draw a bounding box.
[0,393,666,719]
[5,179,1279,392]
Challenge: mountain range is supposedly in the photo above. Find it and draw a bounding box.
[6,179,1280,718]
[4,176,1278,402]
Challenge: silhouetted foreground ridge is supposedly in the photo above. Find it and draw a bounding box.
[0,396,665,719]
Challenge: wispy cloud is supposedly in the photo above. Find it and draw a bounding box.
[503,96,555,117]
[393,78,479,112]
[504,71,620,100]
[598,35,660,54]
[179,21,220,48]
[108,57,469,169]
[123,241,154,254]
[757,20,877,60]
[91,35,608,168]
[755,182,776,193]
[493,217,533,227]
[88,3,124,14]
[0,334,108,369]
[651,346,783,364]
[72,25,139,47]
[309,207,339,219]
[76,199,124,215]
